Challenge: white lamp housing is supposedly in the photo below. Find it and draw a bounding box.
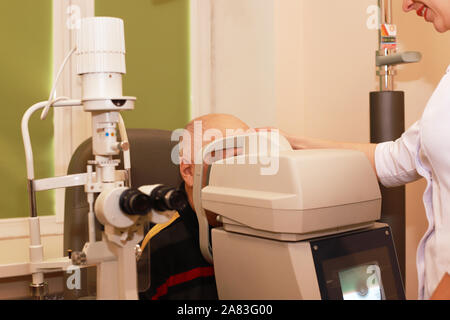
[76,17,135,156]
[76,17,126,75]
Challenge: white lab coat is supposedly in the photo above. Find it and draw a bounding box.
[375,65,450,300]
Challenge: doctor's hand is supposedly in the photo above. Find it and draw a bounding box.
[254,127,345,151]
[255,127,304,150]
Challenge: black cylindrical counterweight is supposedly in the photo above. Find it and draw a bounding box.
[370,90,406,283]
[370,91,405,141]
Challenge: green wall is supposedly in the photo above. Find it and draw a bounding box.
[0,0,54,219]
[96,0,191,130]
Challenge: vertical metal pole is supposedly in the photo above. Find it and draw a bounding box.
[371,0,406,284]
[377,0,395,91]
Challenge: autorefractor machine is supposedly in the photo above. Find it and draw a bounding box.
[194,135,405,300]
[16,17,404,300]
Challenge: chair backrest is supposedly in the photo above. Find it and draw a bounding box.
[63,128,182,298]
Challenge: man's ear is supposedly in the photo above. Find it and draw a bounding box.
[180,161,194,188]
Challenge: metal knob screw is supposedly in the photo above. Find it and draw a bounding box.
[71,251,87,265]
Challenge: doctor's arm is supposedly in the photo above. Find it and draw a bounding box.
[286,135,378,175]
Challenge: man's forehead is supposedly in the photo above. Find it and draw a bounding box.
[180,115,251,163]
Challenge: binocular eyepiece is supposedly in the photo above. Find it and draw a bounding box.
[119,185,187,216]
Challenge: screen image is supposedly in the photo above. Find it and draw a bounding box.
[311,226,405,300]
[338,263,385,300]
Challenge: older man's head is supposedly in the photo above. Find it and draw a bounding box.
[179,113,250,226]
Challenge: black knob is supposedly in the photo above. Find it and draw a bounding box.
[119,189,152,216]
[149,186,187,212]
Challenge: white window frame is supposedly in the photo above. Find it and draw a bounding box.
[189,0,213,119]
[53,0,94,225]
[189,0,278,128]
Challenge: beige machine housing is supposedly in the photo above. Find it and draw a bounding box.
[203,149,383,299]
[204,149,381,239]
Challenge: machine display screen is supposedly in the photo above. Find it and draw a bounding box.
[338,263,385,300]
[310,226,405,300]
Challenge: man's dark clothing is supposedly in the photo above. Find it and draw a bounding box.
[139,184,218,300]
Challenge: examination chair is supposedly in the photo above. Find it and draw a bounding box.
[63,128,182,299]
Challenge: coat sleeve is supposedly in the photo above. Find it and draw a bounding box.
[374,120,422,187]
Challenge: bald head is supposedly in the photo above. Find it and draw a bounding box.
[185,113,250,136]
[178,114,250,226]
[181,113,250,163]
